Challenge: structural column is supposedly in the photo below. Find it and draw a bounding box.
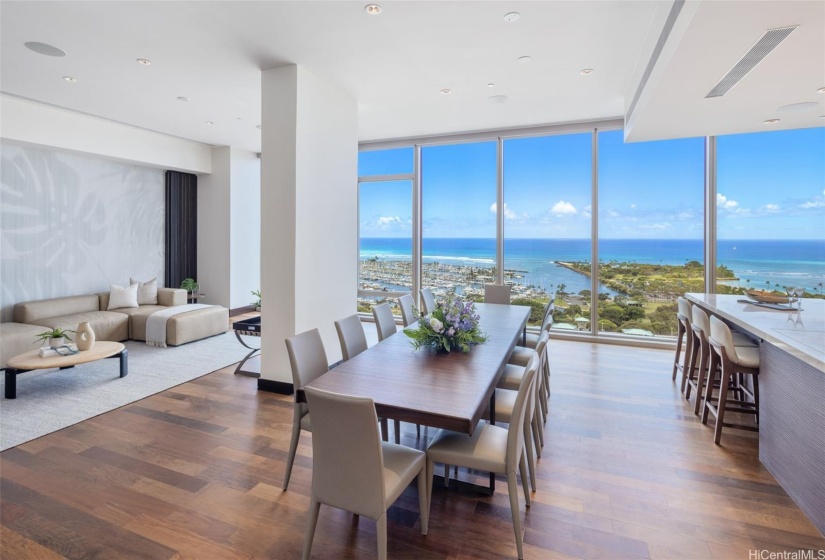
[259,65,358,390]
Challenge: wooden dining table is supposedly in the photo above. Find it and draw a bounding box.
[302,303,531,436]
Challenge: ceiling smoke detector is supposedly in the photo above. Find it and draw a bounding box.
[503,12,520,22]
[440,88,452,95]
[25,41,66,57]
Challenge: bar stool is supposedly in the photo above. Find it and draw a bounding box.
[673,297,693,393]
[702,316,760,444]
[686,307,757,416]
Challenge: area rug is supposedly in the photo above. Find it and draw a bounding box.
[0,333,251,451]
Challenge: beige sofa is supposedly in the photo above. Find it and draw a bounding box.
[1,288,228,369]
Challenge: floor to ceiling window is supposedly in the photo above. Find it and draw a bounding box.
[421,141,497,302]
[597,130,705,337]
[716,128,825,299]
[503,133,593,327]
[358,148,414,313]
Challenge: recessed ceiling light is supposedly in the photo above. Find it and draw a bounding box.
[177,96,189,102]
[136,58,151,66]
[25,41,66,57]
[503,12,520,22]
[517,56,532,64]
[487,83,495,88]
[488,95,509,104]
[777,102,818,113]
[817,87,825,94]
[763,119,780,125]
[580,68,594,75]
[205,121,214,125]
[62,76,78,83]
[365,4,381,15]
[440,88,452,95]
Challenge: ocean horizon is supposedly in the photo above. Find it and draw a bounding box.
[360,238,825,295]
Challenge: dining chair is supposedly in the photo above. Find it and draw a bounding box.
[283,328,329,490]
[484,283,512,305]
[520,301,554,349]
[420,288,436,315]
[303,386,429,560]
[499,329,550,429]
[426,356,537,560]
[397,294,416,327]
[673,297,693,389]
[372,303,397,342]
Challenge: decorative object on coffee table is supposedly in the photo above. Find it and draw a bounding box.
[34,327,75,349]
[76,321,96,351]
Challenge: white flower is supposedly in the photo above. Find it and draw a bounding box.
[447,327,455,337]
[430,318,444,333]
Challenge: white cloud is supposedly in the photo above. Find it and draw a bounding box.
[677,211,694,219]
[638,222,671,230]
[582,204,592,218]
[489,202,527,221]
[551,200,577,216]
[373,216,407,229]
[800,200,825,209]
[607,210,620,218]
[630,203,637,209]
[763,204,780,212]
[717,193,738,209]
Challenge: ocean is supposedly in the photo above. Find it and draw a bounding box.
[360,238,825,296]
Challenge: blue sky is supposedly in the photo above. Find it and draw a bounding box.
[359,127,825,240]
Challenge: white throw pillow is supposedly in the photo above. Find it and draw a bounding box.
[108,283,139,310]
[130,277,158,305]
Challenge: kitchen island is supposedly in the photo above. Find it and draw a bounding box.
[686,293,824,536]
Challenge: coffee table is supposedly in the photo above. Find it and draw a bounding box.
[4,341,128,399]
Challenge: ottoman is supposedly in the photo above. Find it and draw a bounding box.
[131,306,229,346]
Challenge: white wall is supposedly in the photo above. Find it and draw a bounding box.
[229,149,261,309]
[198,146,261,310]
[197,147,232,308]
[0,94,211,174]
[260,65,358,384]
[0,142,164,321]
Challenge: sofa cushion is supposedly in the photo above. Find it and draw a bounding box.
[157,288,187,307]
[14,295,100,324]
[1,322,50,369]
[108,283,139,310]
[30,311,129,343]
[110,305,167,339]
[131,277,158,305]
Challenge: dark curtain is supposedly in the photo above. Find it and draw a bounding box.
[165,171,197,289]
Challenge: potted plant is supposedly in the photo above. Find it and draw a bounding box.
[180,278,200,295]
[251,289,261,312]
[35,327,76,348]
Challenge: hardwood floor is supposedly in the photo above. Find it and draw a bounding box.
[2,334,823,559]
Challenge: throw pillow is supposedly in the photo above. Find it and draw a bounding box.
[108,283,139,310]
[130,277,158,305]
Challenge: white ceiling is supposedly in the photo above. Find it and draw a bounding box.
[1,1,822,153]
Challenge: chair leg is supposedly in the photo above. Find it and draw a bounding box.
[284,410,303,490]
[531,415,542,458]
[416,423,421,437]
[301,499,321,560]
[377,512,388,560]
[701,351,719,425]
[394,419,401,445]
[523,424,537,493]
[672,321,685,381]
[714,369,732,445]
[684,335,699,399]
[521,447,534,499]
[753,374,760,425]
[507,472,525,560]
[426,457,434,518]
[417,470,429,536]
[692,346,708,416]
[443,463,451,487]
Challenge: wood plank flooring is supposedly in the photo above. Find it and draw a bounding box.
[2,329,823,559]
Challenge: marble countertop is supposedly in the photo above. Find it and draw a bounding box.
[685,293,824,372]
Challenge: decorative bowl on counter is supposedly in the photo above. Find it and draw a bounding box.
[745,290,790,304]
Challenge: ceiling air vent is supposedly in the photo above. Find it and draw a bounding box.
[706,26,797,98]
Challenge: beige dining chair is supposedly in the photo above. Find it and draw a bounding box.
[426,355,537,560]
[283,328,329,490]
[397,294,416,327]
[419,288,436,315]
[302,386,429,560]
[520,301,554,349]
[372,303,397,342]
[484,283,512,305]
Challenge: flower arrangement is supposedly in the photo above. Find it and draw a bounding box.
[404,295,487,353]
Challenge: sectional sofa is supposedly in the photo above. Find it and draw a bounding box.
[1,289,229,369]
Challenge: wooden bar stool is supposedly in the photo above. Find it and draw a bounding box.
[672,297,693,393]
[701,316,760,444]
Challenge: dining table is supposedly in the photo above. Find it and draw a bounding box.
[300,302,531,491]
